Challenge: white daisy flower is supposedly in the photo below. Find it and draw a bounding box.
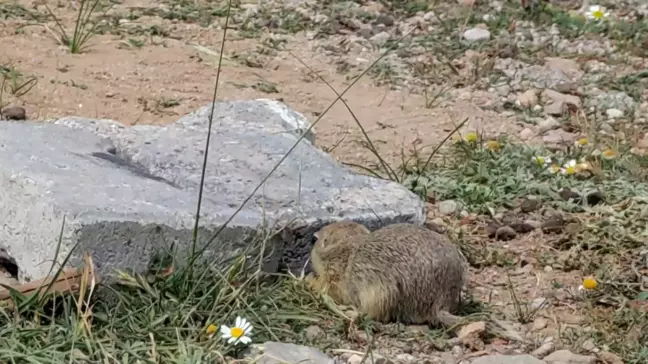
[585,5,610,21]
[220,316,253,345]
[560,159,578,175]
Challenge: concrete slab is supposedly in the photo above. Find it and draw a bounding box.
[0,99,425,282]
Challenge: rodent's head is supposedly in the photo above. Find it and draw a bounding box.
[310,221,370,275]
[313,221,371,250]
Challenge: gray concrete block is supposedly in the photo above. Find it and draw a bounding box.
[1,99,425,282]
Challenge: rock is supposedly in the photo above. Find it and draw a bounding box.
[0,100,426,282]
[559,188,583,203]
[542,129,579,148]
[581,339,596,352]
[395,353,417,363]
[346,353,393,364]
[598,351,623,364]
[530,297,549,310]
[532,317,548,331]
[470,354,545,364]
[304,325,325,341]
[1,106,26,121]
[544,57,581,77]
[538,117,560,133]
[458,321,486,342]
[497,58,581,90]
[248,342,334,364]
[370,31,391,46]
[524,219,543,230]
[495,226,516,241]
[531,341,555,358]
[588,91,636,112]
[457,321,487,351]
[520,197,541,212]
[605,108,624,118]
[374,14,394,27]
[517,89,539,107]
[542,213,565,233]
[541,89,581,116]
[357,27,374,39]
[519,128,535,141]
[509,220,536,234]
[544,350,596,364]
[463,27,491,41]
[438,200,459,215]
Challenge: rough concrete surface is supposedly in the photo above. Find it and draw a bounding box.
[0,99,425,282]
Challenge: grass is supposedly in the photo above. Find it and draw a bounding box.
[2,0,648,363]
[41,0,107,54]
[0,63,37,110]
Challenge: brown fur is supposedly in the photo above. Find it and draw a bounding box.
[310,221,467,327]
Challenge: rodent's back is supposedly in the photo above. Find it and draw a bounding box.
[345,223,466,324]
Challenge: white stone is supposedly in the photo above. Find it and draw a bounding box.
[463,27,491,41]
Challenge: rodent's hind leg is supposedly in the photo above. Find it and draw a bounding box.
[356,284,393,323]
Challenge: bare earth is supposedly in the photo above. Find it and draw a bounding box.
[0,0,520,167]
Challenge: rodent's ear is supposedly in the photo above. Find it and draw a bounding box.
[313,232,319,239]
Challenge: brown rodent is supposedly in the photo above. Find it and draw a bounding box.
[309,221,467,327]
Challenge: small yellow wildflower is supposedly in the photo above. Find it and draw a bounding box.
[576,160,592,172]
[464,132,478,143]
[206,324,217,338]
[486,140,502,152]
[561,159,578,175]
[585,5,609,21]
[582,276,598,290]
[534,156,551,167]
[575,138,589,147]
[601,149,617,160]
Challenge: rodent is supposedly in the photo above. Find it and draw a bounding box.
[309,221,467,327]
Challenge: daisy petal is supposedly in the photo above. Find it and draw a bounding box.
[220,325,230,335]
[241,322,251,331]
[235,316,242,328]
[239,336,252,345]
[228,336,236,344]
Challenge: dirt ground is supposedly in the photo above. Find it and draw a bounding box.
[0,0,521,167]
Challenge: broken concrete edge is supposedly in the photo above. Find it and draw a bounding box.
[48,98,317,145]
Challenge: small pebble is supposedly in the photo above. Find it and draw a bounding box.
[463,27,491,41]
[605,108,624,118]
[1,106,26,121]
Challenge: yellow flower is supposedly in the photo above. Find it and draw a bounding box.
[534,156,551,167]
[206,324,217,338]
[464,132,478,143]
[561,159,578,175]
[601,149,617,160]
[582,276,598,290]
[548,164,561,174]
[575,138,589,147]
[486,140,502,152]
[576,161,591,172]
